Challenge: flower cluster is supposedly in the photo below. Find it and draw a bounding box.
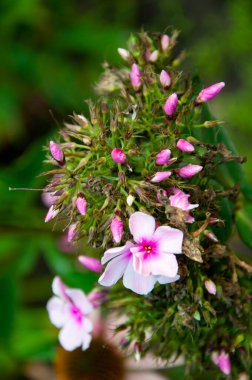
[42,30,251,378]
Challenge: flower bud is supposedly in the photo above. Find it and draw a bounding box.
[111,148,126,163]
[176,139,194,152]
[160,70,171,88]
[117,48,130,61]
[49,141,64,164]
[127,194,135,206]
[130,63,142,90]
[151,171,172,182]
[67,223,77,242]
[204,230,218,242]
[218,351,231,375]
[204,279,217,295]
[161,34,170,51]
[76,194,87,215]
[110,216,124,243]
[176,164,203,178]
[78,255,102,273]
[134,342,141,362]
[146,50,159,63]
[45,205,59,223]
[87,289,108,308]
[156,149,171,165]
[196,82,225,103]
[163,93,178,116]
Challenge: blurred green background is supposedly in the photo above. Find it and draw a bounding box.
[1,0,252,378]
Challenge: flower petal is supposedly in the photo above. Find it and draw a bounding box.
[129,212,155,243]
[150,253,178,277]
[157,274,180,284]
[101,241,133,265]
[58,320,83,351]
[52,276,68,301]
[123,259,156,295]
[153,226,183,254]
[99,255,129,287]
[81,332,92,351]
[65,289,93,315]
[47,296,66,328]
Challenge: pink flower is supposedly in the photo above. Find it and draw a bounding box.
[176,139,194,152]
[49,141,64,163]
[130,64,142,90]
[78,255,102,273]
[67,223,77,242]
[151,171,172,182]
[176,164,203,178]
[212,350,231,375]
[156,149,171,165]
[42,191,58,207]
[163,93,178,116]
[99,212,183,295]
[76,195,87,215]
[196,82,225,103]
[161,34,170,51]
[110,216,124,243]
[45,205,59,223]
[160,70,171,88]
[169,188,198,223]
[111,148,126,164]
[47,276,93,351]
[118,48,130,61]
[204,279,217,295]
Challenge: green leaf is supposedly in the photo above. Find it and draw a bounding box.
[236,203,252,249]
[0,272,18,345]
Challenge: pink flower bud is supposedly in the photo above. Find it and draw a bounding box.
[176,139,195,152]
[163,93,178,116]
[204,279,217,295]
[45,205,59,222]
[117,48,130,61]
[151,171,172,182]
[146,50,159,63]
[204,230,218,242]
[110,216,124,243]
[130,63,142,90]
[127,194,135,206]
[78,255,102,273]
[49,141,64,163]
[160,70,171,88]
[161,34,170,51]
[87,290,108,308]
[176,164,203,178]
[218,351,231,375]
[76,194,87,215]
[67,223,77,242]
[156,149,171,165]
[111,148,126,164]
[196,82,225,103]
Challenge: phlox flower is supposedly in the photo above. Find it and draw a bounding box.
[99,212,183,295]
[169,188,198,223]
[47,277,93,351]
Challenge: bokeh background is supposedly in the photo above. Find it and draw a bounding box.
[1,0,252,378]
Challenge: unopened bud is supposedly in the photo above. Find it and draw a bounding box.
[127,194,135,206]
[151,171,172,182]
[130,63,142,90]
[176,164,203,178]
[78,255,102,273]
[204,230,218,242]
[49,141,64,164]
[87,289,108,308]
[204,279,217,295]
[146,50,159,63]
[161,34,170,52]
[196,82,225,103]
[111,148,126,163]
[67,223,77,242]
[176,139,195,152]
[110,216,124,243]
[156,149,171,165]
[134,342,141,362]
[163,93,178,117]
[45,205,59,222]
[76,193,87,215]
[160,70,171,88]
[118,48,130,61]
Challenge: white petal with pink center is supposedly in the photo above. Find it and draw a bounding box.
[99,212,183,295]
[47,276,94,351]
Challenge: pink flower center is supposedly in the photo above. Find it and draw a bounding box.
[138,239,158,257]
[143,244,152,254]
[70,305,83,325]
